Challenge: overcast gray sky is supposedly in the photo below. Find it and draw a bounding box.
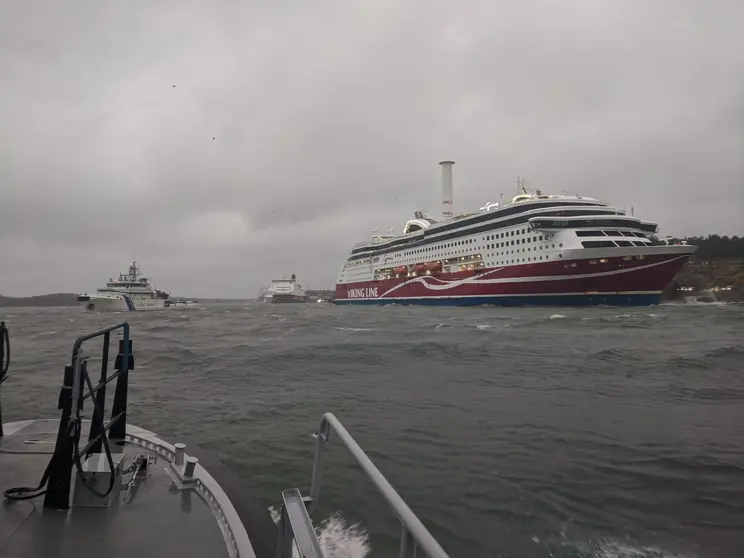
[1,0,742,297]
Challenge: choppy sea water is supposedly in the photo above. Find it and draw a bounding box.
[2,302,743,558]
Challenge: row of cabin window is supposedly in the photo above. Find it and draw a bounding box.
[575,230,648,238]
[344,228,561,270]
[581,240,649,248]
[348,227,554,266]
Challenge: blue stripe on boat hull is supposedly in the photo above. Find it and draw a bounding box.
[122,294,136,311]
[333,293,661,307]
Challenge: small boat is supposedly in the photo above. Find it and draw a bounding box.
[425,261,443,274]
[0,320,450,557]
[165,299,200,308]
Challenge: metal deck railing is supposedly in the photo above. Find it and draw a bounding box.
[275,412,450,558]
[43,322,133,508]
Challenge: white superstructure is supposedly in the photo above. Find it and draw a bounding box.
[269,274,306,303]
[78,260,170,312]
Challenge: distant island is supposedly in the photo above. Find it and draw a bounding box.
[0,293,79,308]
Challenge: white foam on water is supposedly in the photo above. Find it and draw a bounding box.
[268,507,370,558]
[663,298,727,306]
[594,540,693,558]
[565,537,697,558]
[548,313,567,319]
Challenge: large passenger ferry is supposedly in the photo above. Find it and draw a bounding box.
[269,274,306,303]
[333,161,696,306]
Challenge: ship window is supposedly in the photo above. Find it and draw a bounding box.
[615,240,633,247]
[604,231,623,236]
[575,230,605,237]
[631,241,646,246]
[581,240,617,248]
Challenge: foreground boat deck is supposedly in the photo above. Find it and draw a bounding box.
[0,420,230,558]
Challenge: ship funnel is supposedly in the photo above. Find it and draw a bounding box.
[439,160,455,219]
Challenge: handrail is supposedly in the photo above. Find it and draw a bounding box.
[308,412,450,558]
[70,322,129,362]
[42,322,133,508]
[275,489,323,558]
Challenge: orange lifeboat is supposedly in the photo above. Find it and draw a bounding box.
[414,263,427,274]
[425,261,442,273]
[395,266,408,276]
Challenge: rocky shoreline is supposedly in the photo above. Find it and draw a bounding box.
[662,259,744,303]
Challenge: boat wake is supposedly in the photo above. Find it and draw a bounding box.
[561,537,695,558]
[268,507,370,557]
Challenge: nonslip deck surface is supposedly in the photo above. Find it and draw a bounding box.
[0,420,229,558]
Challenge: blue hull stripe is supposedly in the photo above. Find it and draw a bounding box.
[122,294,136,311]
[333,293,661,307]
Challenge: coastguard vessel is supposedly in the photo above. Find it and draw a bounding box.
[0,320,450,557]
[77,260,170,312]
[334,161,696,306]
[269,274,306,303]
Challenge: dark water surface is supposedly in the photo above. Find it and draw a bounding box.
[2,302,743,557]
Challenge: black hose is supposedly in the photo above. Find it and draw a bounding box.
[72,366,116,499]
[4,420,75,501]
[0,321,9,382]
[4,360,116,502]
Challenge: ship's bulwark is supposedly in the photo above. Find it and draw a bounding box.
[334,252,690,307]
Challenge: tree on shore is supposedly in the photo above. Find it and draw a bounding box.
[684,235,743,260]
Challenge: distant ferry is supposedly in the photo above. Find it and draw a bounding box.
[269,274,306,303]
[333,161,696,307]
[77,260,171,312]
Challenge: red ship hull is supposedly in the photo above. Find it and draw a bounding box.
[334,249,692,306]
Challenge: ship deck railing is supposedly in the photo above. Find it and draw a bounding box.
[44,322,132,508]
[275,412,450,558]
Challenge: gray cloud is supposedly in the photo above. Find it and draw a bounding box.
[1,0,742,296]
